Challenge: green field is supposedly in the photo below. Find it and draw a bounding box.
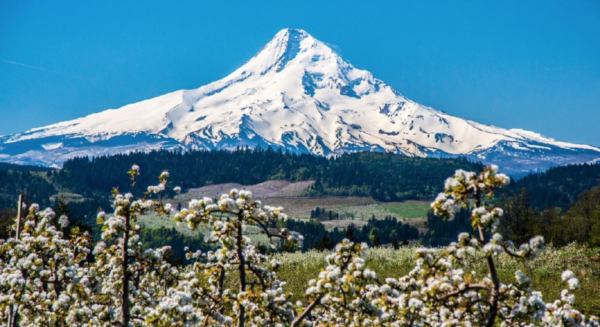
[381,200,431,218]
[188,244,600,316]
[271,244,600,315]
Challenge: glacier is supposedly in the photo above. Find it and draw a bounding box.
[1,28,599,174]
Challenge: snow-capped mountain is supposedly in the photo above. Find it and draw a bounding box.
[1,28,599,174]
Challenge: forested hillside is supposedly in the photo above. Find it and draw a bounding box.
[0,170,55,209]
[52,147,483,202]
[52,147,328,198]
[421,208,475,247]
[499,162,600,210]
[305,151,484,201]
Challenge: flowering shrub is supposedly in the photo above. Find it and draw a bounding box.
[88,166,181,326]
[155,187,303,326]
[0,203,91,326]
[0,164,597,326]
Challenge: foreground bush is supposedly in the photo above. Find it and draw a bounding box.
[0,165,597,326]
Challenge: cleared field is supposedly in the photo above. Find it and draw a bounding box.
[381,200,431,218]
[137,213,201,237]
[177,180,378,219]
[321,219,368,230]
[181,180,315,199]
[49,192,86,203]
[143,180,432,236]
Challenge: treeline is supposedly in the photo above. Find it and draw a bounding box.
[284,215,420,252]
[494,163,600,247]
[0,208,16,239]
[52,147,328,198]
[6,153,599,211]
[3,148,480,244]
[65,197,112,238]
[421,208,476,247]
[422,162,600,247]
[0,197,205,263]
[0,198,96,242]
[2,150,599,250]
[421,184,600,248]
[305,152,483,201]
[0,162,54,172]
[499,162,600,210]
[310,207,354,220]
[352,216,421,245]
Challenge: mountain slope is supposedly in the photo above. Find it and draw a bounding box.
[1,28,599,174]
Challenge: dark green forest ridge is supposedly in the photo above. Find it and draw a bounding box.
[1,149,599,258]
[498,161,600,210]
[50,148,483,202]
[32,148,600,208]
[0,162,54,173]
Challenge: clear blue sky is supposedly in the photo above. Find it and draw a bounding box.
[1,0,599,146]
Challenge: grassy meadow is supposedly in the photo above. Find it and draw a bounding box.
[381,200,431,219]
[271,244,600,315]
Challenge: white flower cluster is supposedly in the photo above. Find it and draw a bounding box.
[0,165,597,327]
[169,185,302,326]
[0,204,92,326]
[58,214,69,228]
[430,192,460,220]
[432,165,509,221]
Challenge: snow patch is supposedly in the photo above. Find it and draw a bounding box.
[41,142,63,150]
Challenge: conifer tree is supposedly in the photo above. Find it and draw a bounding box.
[372,233,381,247]
[345,224,357,242]
[391,236,400,250]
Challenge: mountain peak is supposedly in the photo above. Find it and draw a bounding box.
[1,29,599,174]
[241,28,316,75]
[268,28,310,52]
[230,28,379,97]
[272,28,310,41]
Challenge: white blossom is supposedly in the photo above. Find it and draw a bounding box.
[58,214,69,228]
[0,164,596,327]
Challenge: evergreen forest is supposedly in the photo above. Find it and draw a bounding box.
[50,148,483,201]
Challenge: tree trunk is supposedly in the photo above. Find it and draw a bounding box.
[291,294,322,327]
[236,214,246,327]
[10,195,23,327]
[480,225,500,327]
[121,212,130,326]
[475,194,500,327]
[16,194,22,238]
